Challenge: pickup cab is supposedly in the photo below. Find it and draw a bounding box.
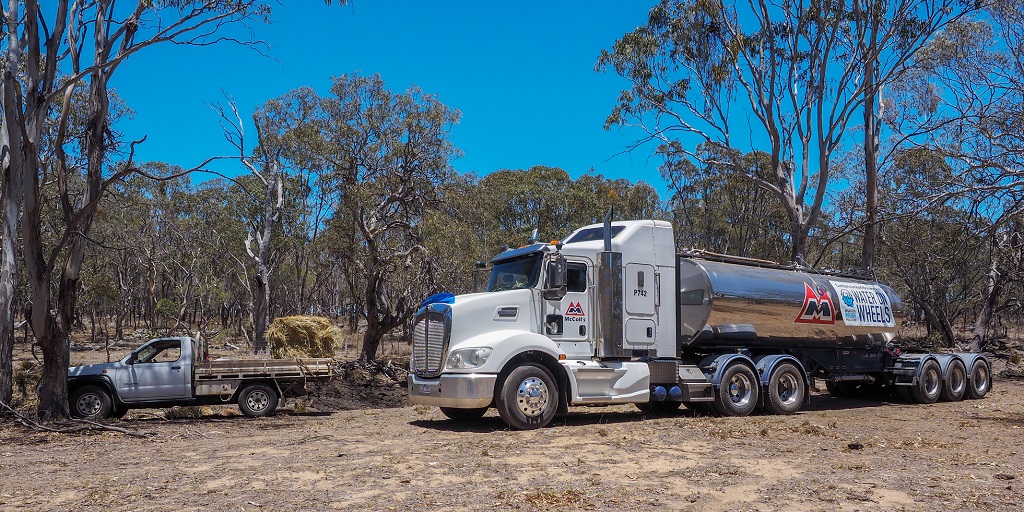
[67,336,332,419]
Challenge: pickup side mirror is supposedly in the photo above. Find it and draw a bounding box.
[543,253,567,301]
[125,353,137,365]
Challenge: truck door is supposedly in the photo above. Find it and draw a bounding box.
[545,261,591,347]
[624,263,658,347]
[114,339,191,401]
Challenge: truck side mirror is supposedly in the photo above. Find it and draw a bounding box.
[125,353,137,365]
[543,253,567,301]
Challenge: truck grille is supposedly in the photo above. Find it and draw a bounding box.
[412,310,449,378]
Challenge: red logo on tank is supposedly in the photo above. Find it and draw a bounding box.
[794,283,835,324]
[565,302,585,316]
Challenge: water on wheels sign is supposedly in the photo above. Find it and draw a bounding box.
[831,281,896,327]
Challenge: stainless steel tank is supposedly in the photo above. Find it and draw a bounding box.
[677,255,905,349]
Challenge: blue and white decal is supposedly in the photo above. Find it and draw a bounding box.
[831,281,895,327]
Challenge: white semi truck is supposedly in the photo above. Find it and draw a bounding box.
[407,218,992,429]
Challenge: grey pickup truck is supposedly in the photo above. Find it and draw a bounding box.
[67,336,332,419]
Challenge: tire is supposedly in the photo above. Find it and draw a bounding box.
[238,384,279,417]
[70,385,113,420]
[635,401,683,416]
[825,380,852,397]
[966,359,992,399]
[765,363,805,415]
[439,406,488,422]
[896,385,913,402]
[940,359,967,402]
[495,364,558,430]
[713,363,759,417]
[910,359,942,404]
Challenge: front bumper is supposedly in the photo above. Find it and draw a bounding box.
[407,373,497,408]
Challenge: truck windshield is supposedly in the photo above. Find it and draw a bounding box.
[487,253,543,292]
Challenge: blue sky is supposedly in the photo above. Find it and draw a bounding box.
[112,1,665,195]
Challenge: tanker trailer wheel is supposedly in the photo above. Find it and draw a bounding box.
[910,359,942,404]
[496,364,557,430]
[440,406,488,422]
[940,359,967,401]
[238,384,279,417]
[70,385,113,419]
[713,363,759,417]
[966,359,992,399]
[765,363,805,415]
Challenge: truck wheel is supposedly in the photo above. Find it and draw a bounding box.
[238,384,279,417]
[825,380,852,398]
[765,363,804,415]
[910,359,942,404]
[70,386,113,419]
[496,364,557,430]
[713,363,758,417]
[966,359,992,399]
[940,359,967,401]
[440,407,488,422]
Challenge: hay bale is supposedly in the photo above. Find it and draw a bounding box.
[267,316,342,359]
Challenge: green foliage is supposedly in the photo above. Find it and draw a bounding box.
[155,298,180,321]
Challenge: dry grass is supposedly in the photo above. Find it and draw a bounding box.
[266,316,343,359]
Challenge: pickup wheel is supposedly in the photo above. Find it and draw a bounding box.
[439,407,488,422]
[765,363,805,415]
[966,359,992,399]
[940,359,967,401]
[910,359,942,404]
[238,384,279,417]
[70,386,113,420]
[713,363,758,417]
[496,364,557,430]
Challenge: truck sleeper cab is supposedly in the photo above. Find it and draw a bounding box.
[407,219,992,430]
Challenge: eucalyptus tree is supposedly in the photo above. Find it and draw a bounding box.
[599,0,977,266]
[0,0,275,420]
[317,74,461,362]
[661,146,789,260]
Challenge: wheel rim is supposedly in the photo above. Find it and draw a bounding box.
[515,377,549,417]
[776,372,800,406]
[974,364,990,392]
[949,365,966,395]
[728,373,753,407]
[246,390,270,412]
[923,366,941,396]
[77,393,102,416]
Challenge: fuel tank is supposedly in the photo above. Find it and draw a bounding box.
[677,253,905,349]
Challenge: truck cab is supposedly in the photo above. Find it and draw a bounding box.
[68,337,197,418]
[408,220,695,428]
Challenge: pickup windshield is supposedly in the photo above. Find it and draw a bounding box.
[487,253,542,292]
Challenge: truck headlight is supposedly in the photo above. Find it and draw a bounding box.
[445,348,493,370]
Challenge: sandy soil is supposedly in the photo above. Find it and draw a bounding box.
[1,340,1022,511]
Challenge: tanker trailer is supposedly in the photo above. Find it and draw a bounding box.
[674,251,991,409]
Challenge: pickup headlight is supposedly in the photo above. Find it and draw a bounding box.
[445,348,493,370]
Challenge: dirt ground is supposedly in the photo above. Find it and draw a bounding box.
[2,340,1023,511]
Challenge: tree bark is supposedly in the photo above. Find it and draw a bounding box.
[970,242,1003,353]
[0,58,22,406]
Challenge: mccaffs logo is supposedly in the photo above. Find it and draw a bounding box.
[794,283,836,324]
[565,302,585,317]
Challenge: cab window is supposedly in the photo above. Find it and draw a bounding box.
[566,263,587,293]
